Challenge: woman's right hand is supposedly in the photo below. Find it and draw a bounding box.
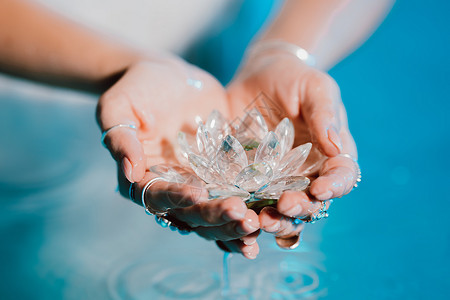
[96,56,260,259]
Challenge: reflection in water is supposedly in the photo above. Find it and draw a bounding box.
[108,234,327,300]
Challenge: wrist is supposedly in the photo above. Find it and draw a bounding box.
[246,40,316,68]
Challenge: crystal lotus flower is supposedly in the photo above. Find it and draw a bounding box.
[151,108,313,209]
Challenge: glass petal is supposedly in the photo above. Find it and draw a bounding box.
[188,153,224,184]
[234,162,273,192]
[215,135,248,184]
[254,176,310,200]
[275,142,312,177]
[196,123,216,158]
[234,108,268,153]
[254,131,282,169]
[274,118,295,157]
[149,164,203,185]
[177,131,197,158]
[205,110,230,146]
[206,183,250,200]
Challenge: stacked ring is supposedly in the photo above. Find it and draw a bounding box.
[130,177,192,235]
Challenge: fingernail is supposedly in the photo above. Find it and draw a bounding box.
[243,246,257,259]
[245,251,257,259]
[327,128,343,153]
[284,204,302,217]
[316,191,333,200]
[236,221,258,235]
[122,157,133,182]
[264,221,281,233]
[241,237,256,246]
[223,209,246,221]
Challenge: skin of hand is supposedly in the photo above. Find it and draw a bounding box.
[227,51,359,244]
[97,56,260,259]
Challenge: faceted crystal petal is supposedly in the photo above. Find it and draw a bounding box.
[177,131,195,158]
[276,142,312,177]
[206,183,250,200]
[216,135,248,184]
[188,153,224,183]
[149,164,202,184]
[254,131,282,169]
[149,164,186,183]
[254,176,310,199]
[274,118,294,157]
[205,110,230,146]
[234,162,273,192]
[196,123,216,158]
[234,108,268,153]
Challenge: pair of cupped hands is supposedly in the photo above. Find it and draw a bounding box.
[97,51,358,259]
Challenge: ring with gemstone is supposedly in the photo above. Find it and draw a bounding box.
[303,200,329,224]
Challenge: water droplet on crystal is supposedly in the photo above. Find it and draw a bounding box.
[276,143,312,177]
[254,176,310,199]
[234,162,273,192]
[188,153,224,183]
[206,183,250,200]
[205,110,230,146]
[235,108,268,152]
[274,118,294,157]
[216,135,248,184]
[255,131,282,169]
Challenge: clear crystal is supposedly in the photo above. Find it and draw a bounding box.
[188,153,224,184]
[254,131,282,169]
[254,176,310,199]
[205,110,230,146]
[234,108,268,153]
[206,183,250,200]
[215,135,248,184]
[149,164,203,185]
[234,162,273,192]
[274,118,295,157]
[276,142,312,177]
[177,131,197,159]
[196,123,215,158]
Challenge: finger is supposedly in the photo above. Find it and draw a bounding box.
[259,207,305,238]
[97,92,149,183]
[301,73,343,157]
[309,154,358,200]
[194,210,259,241]
[276,190,329,220]
[240,230,260,246]
[170,197,247,228]
[221,239,260,260]
[133,173,209,212]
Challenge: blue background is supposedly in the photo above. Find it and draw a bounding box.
[191,0,450,298]
[0,0,449,299]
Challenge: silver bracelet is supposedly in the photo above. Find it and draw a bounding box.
[247,40,316,67]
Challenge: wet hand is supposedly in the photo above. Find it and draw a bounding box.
[227,51,360,246]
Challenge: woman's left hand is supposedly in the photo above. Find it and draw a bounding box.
[227,50,360,247]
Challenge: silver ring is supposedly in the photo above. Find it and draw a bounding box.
[101,124,137,147]
[337,153,362,188]
[142,177,168,217]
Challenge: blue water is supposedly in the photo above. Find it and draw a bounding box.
[0,0,449,299]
